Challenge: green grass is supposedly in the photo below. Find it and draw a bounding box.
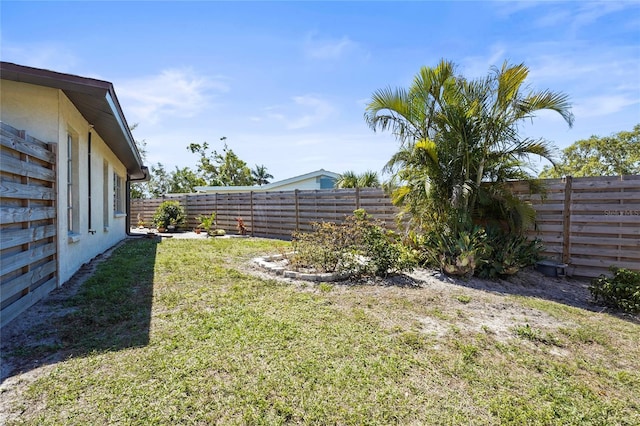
[6,238,640,425]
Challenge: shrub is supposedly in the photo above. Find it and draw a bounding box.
[589,267,640,314]
[152,201,186,229]
[197,213,216,232]
[476,227,544,279]
[290,209,415,278]
[420,224,488,277]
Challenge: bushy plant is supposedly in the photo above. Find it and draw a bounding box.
[197,213,216,232]
[290,209,415,278]
[589,267,640,314]
[476,227,544,279]
[152,201,186,229]
[420,224,487,277]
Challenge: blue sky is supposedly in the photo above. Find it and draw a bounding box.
[2,1,639,181]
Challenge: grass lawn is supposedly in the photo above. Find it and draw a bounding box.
[3,237,639,425]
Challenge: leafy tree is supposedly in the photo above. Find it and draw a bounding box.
[167,166,206,193]
[336,170,381,188]
[130,124,150,199]
[188,137,253,186]
[540,124,640,178]
[365,59,573,233]
[148,163,172,197]
[251,164,273,186]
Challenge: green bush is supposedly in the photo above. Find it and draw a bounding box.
[476,227,544,279]
[290,209,415,278]
[421,224,487,277]
[152,201,186,229]
[589,267,640,314]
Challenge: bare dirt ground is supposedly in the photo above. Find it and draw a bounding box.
[1,234,636,423]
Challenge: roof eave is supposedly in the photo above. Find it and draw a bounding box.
[0,61,146,178]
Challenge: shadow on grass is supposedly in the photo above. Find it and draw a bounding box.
[0,237,158,383]
[428,267,640,323]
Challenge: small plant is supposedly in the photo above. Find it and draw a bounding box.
[456,295,472,304]
[197,213,216,233]
[477,227,544,279]
[589,266,640,314]
[512,324,562,346]
[136,213,145,228]
[152,201,185,230]
[236,217,247,235]
[422,224,487,277]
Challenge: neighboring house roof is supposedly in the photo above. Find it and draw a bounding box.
[0,61,147,179]
[194,169,340,193]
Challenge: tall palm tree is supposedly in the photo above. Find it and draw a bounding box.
[336,171,359,188]
[251,164,273,186]
[365,60,574,233]
[336,170,381,188]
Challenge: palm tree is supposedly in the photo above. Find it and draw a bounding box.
[336,170,380,188]
[357,170,381,188]
[336,171,358,188]
[365,60,574,233]
[251,164,273,186]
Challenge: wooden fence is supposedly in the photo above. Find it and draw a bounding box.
[1,123,58,327]
[131,177,640,278]
[130,188,398,239]
[510,175,640,278]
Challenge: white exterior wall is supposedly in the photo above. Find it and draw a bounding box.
[1,80,129,284]
[270,177,322,191]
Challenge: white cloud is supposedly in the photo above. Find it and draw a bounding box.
[573,95,639,118]
[261,95,335,130]
[1,42,79,72]
[304,33,359,60]
[116,68,229,124]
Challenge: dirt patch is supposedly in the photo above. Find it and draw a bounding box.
[244,259,637,344]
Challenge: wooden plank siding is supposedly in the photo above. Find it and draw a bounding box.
[1,122,58,327]
[131,176,640,278]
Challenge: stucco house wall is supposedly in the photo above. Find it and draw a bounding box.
[1,79,130,284]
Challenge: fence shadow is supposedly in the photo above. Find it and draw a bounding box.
[1,237,158,384]
[429,267,639,323]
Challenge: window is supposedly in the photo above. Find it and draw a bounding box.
[103,161,110,229]
[113,173,125,215]
[67,133,79,234]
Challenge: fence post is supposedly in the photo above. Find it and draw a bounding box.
[355,187,360,210]
[562,176,572,264]
[295,189,300,232]
[250,191,254,236]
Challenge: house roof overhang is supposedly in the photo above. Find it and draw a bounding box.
[1,62,147,180]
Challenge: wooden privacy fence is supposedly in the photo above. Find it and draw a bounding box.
[509,175,640,278]
[130,188,399,239]
[1,123,58,327]
[131,177,640,278]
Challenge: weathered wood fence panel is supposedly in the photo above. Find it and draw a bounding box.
[131,176,639,278]
[510,176,640,278]
[1,122,58,327]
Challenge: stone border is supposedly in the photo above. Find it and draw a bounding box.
[252,254,347,282]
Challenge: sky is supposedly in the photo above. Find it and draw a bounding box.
[2,1,639,182]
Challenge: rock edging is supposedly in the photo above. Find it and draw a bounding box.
[252,254,347,282]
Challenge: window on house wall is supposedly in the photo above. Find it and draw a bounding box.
[103,161,110,228]
[67,133,80,234]
[113,173,124,215]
